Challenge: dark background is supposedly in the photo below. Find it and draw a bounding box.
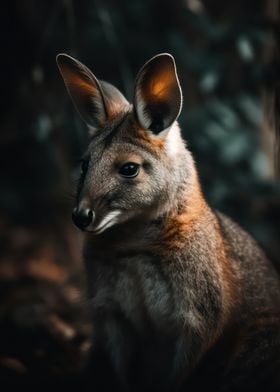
[0,0,279,384]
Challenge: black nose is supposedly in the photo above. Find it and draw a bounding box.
[72,207,95,230]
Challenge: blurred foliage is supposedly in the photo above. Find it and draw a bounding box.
[0,0,280,260]
[0,0,280,383]
[0,1,279,261]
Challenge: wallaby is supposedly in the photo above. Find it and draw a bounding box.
[57,53,280,392]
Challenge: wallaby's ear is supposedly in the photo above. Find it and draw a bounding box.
[56,54,129,129]
[134,53,182,134]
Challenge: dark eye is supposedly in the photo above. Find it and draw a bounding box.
[80,159,88,174]
[119,162,140,178]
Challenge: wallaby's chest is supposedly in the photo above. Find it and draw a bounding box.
[85,248,195,391]
[84,234,223,335]
[83,231,225,390]
[85,250,178,332]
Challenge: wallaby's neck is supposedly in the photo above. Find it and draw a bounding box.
[151,126,209,229]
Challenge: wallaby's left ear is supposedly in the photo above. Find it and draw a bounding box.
[134,53,182,134]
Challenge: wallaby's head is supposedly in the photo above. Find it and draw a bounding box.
[57,53,194,234]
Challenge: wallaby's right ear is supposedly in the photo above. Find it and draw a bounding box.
[56,54,129,129]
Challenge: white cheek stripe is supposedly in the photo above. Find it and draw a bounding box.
[94,210,122,234]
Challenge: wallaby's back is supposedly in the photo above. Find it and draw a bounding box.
[186,212,280,392]
[217,212,280,312]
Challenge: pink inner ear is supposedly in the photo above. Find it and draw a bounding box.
[134,55,182,132]
[57,55,100,97]
[58,55,130,129]
[147,69,177,101]
[64,67,98,95]
[57,55,108,128]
